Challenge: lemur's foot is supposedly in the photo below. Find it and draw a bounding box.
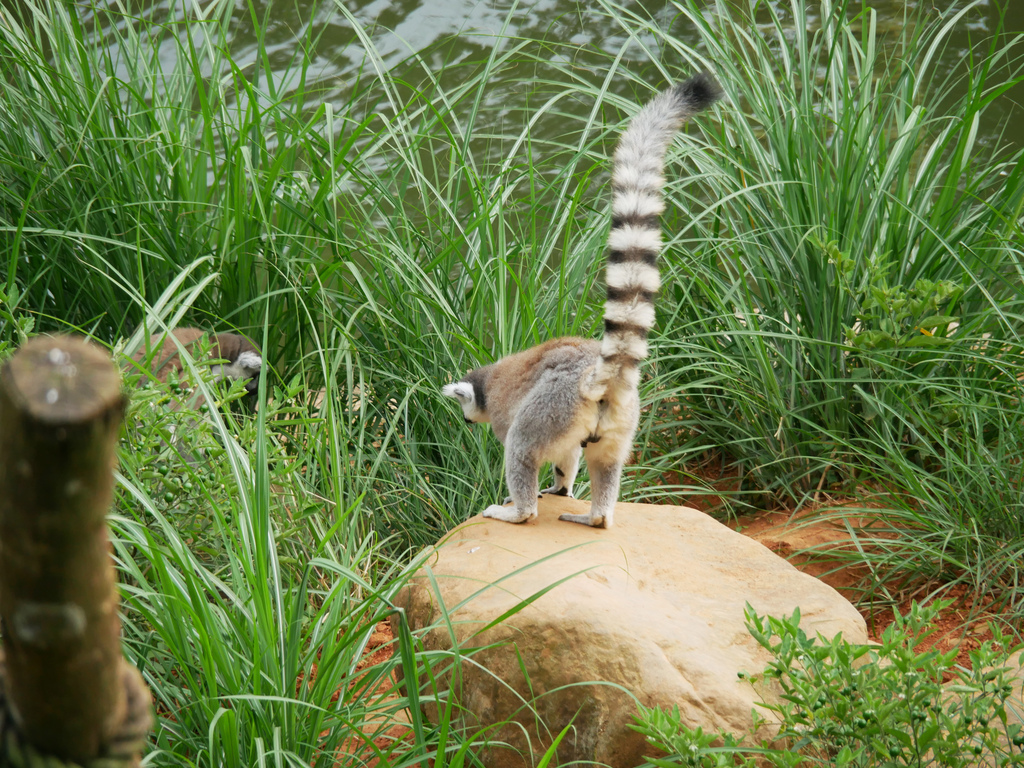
[484,503,537,524]
[558,512,609,529]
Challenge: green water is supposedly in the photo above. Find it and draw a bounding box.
[86,0,1023,156]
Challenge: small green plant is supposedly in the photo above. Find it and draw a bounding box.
[634,601,1024,767]
[827,239,971,435]
[0,285,35,360]
[827,242,963,356]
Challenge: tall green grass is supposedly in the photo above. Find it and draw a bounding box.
[635,0,1024,613]
[626,0,1024,499]
[115,356,580,766]
[0,0,344,361]
[2,0,1024,758]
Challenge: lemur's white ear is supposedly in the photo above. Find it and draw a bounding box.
[442,382,474,403]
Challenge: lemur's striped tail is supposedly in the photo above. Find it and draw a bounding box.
[586,72,722,398]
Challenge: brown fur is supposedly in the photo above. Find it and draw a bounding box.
[130,327,259,385]
[126,327,264,467]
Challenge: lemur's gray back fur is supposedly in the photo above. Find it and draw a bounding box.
[585,73,723,399]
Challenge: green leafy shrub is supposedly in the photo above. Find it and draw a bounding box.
[634,601,1024,767]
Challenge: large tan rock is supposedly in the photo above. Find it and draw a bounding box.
[395,496,867,768]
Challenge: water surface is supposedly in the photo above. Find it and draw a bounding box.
[87,0,1024,154]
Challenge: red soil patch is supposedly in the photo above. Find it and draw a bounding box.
[356,622,397,675]
[725,504,1010,670]
[654,452,1016,667]
[330,621,411,768]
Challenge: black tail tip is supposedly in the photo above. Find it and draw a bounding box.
[674,71,724,111]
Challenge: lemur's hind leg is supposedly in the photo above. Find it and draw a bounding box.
[504,444,578,503]
[487,367,583,523]
[559,439,628,529]
[540,444,581,497]
[484,443,540,523]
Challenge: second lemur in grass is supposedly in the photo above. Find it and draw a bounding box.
[443,72,723,528]
[130,327,263,410]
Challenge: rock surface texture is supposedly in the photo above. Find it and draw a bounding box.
[394,496,868,768]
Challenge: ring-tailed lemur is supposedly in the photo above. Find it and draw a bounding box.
[131,327,263,408]
[443,73,722,528]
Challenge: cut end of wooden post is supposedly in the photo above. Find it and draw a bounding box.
[2,336,124,425]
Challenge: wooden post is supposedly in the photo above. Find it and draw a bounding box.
[0,336,130,761]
